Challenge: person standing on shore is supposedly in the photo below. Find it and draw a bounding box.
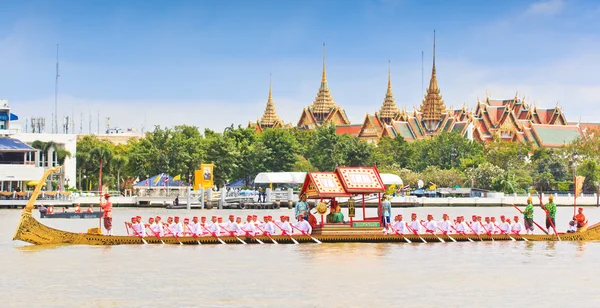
[101,194,113,235]
[542,195,557,230]
[523,197,535,235]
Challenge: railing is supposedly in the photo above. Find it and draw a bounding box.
[0,191,74,201]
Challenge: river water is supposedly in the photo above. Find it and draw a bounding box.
[2,206,600,307]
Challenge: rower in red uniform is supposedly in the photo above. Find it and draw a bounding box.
[574,208,588,230]
[101,194,113,235]
[74,204,81,213]
[86,205,93,213]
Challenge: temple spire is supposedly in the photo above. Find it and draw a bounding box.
[387,60,392,95]
[259,73,283,128]
[378,60,399,124]
[268,72,273,101]
[420,30,446,132]
[321,43,327,85]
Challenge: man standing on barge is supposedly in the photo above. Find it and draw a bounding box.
[295,194,309,221]
[101,194,113,235]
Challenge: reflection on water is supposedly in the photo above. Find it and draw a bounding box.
[3,208,600,307]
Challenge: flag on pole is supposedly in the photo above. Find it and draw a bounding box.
[575,176,585,197]
[153,175,161,184]
[173,174,181,181]
[145,179,148,186]
[164,175,169,186]
[399,184,410,191]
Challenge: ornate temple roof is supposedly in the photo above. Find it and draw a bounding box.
[419,31,447,131]
[311,43,337,114]
[378,61,400,123]
[259,74,283,128]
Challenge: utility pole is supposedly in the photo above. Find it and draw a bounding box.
[54,44,60,134]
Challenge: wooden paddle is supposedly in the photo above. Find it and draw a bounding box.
[480,222,495,242]
[145,223,165,244]
[125,222,148,244]
[255,224,278,244]
[201,224,227,245]
[291,224,322,244]
[513,205,549,235]
[493,223,516,241]
[536,194,561,241]
[389,225,411,243]
[465,221,483,241]
[221,225,247,244]
[273,222,299,244]
[420,220,445,243]
[184,224,201,245]
[406,224,427,243]
[163,223,183,245]
[437,226,457,242]
[450,225,474,242]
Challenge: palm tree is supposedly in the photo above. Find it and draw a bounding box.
[76,151,90,191]
[56,149,72,190]
[31,140,58,188]
[111,155,128,192]
[90,146,113,193]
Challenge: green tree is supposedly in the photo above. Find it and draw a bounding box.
[308,124,340,171]
[577,159,600,193]
[259,128,299,172]
[204,129,239,187]
[337,135,374,167]
[111,155,128,191]
[90,146,113,191]
[373,136,414,169]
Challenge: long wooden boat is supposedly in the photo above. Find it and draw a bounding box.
[13,168,600,245]
[40,211,102,219]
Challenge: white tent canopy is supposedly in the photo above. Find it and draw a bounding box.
[254,172,307,184]
[380,173,403,186]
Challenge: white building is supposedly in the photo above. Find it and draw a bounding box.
[0,100,76,191]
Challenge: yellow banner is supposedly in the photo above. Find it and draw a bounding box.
[575,175,585,197]
[194,164,214,190]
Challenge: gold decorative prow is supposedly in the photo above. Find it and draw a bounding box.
[22,166,61,214]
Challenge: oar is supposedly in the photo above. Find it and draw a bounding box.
[493,223,516,241]
[291,224,322,244]
[163,223,183,245]
[511,230,529,241]
[389,225,411,243]
[274,222,299,244]
[437,226,457,243]
[201,224,227,245]
[420,221,445,243]
[222,225,247,244]
[255,224,278,244]
[513,205,549,235]
[465,221,483,242]
[145,223,165,244]
[450,225,474,242]
[244,231,265,244]
[480,223,495,242]
[536,194,561,241]
[184,224,201,245]
[406,224,427,243]
[125,222,148,244]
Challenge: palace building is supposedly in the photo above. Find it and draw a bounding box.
[249,35,597,148]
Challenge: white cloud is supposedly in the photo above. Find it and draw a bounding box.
[525,0,565,16]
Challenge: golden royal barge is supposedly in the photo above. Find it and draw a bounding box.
[13,167,599,246]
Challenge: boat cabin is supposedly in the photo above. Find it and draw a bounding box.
[300,166,386,233]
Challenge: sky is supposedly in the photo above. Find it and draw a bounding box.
[1,0,599,134]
